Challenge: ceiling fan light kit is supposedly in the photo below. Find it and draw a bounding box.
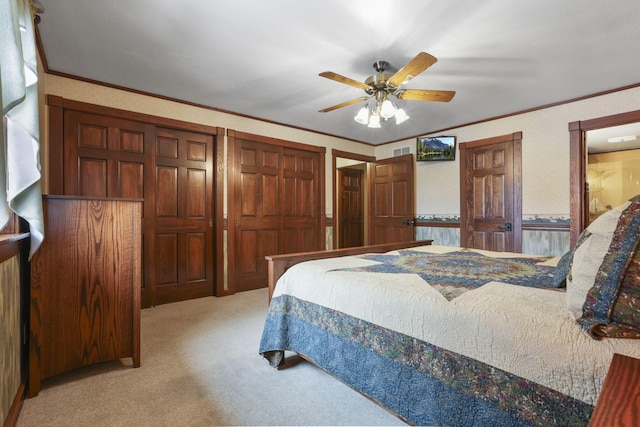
[368,112,381,128]
[354,96,410,128]
[354,106,369,124]
[319,52,455,128]
[380,98,396,119]
[394,107,410,124]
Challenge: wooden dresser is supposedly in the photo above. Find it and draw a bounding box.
[29,196,142,397]
[589,353,640,426]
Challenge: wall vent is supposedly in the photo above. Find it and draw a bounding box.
[393,146,411,157]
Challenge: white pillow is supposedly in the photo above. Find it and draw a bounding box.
[565,200,631,318]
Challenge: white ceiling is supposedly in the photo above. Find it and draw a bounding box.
[35,0,640,146]
[587,123,640,154]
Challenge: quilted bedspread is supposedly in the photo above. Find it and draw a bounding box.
[259,245,640,426]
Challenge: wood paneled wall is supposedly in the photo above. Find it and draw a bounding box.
[0,234,29,427]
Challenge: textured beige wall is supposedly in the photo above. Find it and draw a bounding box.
[377,86,640,217]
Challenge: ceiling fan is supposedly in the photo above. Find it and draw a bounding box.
[319,52,455,127]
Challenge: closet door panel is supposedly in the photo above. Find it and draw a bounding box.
[281,147,321,254]
[79,158,108,197]
[118,161,144,199]
[186,233,207,282]
[155,233,178,285]
[234,140,281,292]
[155,166,178,218]
[153,128,214,305]
[187,169,206,218]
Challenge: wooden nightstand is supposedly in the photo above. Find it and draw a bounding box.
[589,353,640,426]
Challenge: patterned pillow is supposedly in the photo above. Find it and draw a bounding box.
[566,195,640,339]
[589,246,640,338]
[552,249,574,288]
[565,212,620,318]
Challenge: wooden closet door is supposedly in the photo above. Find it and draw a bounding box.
[232,138,323,292]
[233,140,281,292]
[281,147,321,254]
[151,127,214,305]
[62,111,215,306]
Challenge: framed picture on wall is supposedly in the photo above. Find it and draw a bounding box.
[416,136,456,161]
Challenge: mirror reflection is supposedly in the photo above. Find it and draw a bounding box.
[586,123,640,223]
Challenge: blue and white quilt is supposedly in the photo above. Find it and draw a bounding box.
[259,245,640,426]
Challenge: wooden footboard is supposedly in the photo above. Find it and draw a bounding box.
[265,240,433,301]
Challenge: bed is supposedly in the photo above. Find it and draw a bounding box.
[259,196,640,426]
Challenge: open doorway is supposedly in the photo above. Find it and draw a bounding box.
[337,163,366,248]
[332,149,375,249]
[586,123,640,224]
[569,110,640,246]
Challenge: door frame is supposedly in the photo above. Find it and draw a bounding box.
[459,132,523,251]
[568,109,640,247]
[332,149,375,248]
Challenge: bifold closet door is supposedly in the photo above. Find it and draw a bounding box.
[232,138,323,292]
[61,110,216,306]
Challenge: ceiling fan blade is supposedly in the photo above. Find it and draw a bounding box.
[319,71,371,90]
[319,96,370,113]
[396,89,455,102]
[387,52,438,88]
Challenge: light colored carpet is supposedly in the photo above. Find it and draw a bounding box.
[17,288,406,426]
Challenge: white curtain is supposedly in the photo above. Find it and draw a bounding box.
[0,0,44,258]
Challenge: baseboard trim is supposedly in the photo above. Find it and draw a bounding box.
[3,383,25,427]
